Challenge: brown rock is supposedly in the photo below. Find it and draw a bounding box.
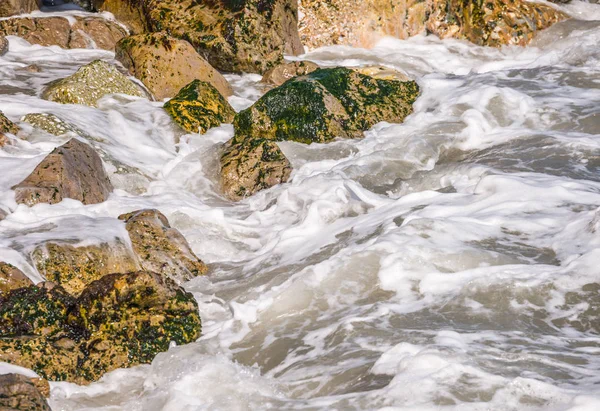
[119,209,207,283]
[0,35,8,56]
[12,138,114,206]
[32,240,140,295]
[0,0,38,17]
[261,60,320,87]
[115,33,232,100]
[0,262,32,294]
[0,374,51,411]
[0,110,18,147]
[69,17,129,50]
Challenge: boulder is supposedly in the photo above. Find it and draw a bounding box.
[12,138,114,206]
[0,16,128,50]
[163,80,235,134]
[0,374,51,411]
[0,262,32,295]
[0,35,8,56]
[0,0,38,17]
[220,137,292,201]
[97,0,303,74]
[115,33,233,100]
[261,60,320,87]
[298,0,568,49]
[1,110,19,147]
[0,272,201,384]
[42,60,146,107]
[32,241,139,295]
[22,113,84,136]
[119,209,207,283]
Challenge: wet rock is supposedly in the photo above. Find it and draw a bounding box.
[0,208,7,220]
[163,80,235,134]
[119,209,207,283]
[1,110,19,147]
[22,113,84,136]
[12,138,114,206]
[0,374,51,411]
[0,16,128,50]
[0,272,201,384]
[299,0,568,49]
[261,60,320,87]
[0,0,38,18]
[0,35,8,56]
[220,137,292,201]
[32,240,140,295]
[42,60,146,107]
[20,64,42,73]
[97,0,303,74]
[0,262,32,295]
[234,67,420,144]
[552,283,600,334]
[115,33,233,100]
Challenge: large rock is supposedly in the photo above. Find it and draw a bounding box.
[116,33,233,100]
[261,60,320,87]
[163,80,235,134]
[12,138,114,206]
[0,0,38,17]
[32,241,139,295]
[42,60,146,107]
[0,16,128,50]
[299,0,568,49]
[97,0,303,74]
[0,272,201,384]
[0,110,19,147]
[119,209,207,283]
[0,374,51,411]
[220,137,292,201]
[0,262,32,295]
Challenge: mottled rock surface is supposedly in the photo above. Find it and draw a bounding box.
[164,80,235,134]
[119,209,207,283]
[0,262,32,295]
[32,241,139,295]
[1,111,19,147]
[261,60,320,87]
[12,138,114,206]
[42,60,146,107]
[116,33,233,100]
[22,113,84,136]
[0,0,38,17]
[0,374,51,411]
[0,35,8,56]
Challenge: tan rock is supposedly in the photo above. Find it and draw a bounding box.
[0,0,38,17]
[12,138,114,206]
[261,60,320,87]
[94,0,148,34]
[115,33,232,100]
[0,262,32,294]
[0,110,18,147]
[119,209,207,283]
[0,35,8,56]
[0,374,51,411]
[69,17,129,50]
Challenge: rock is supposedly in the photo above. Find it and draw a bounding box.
[12,138,114,206]
[70,0,96,10]
[0,374,51,411]
[0,0,38,17]
[42,60,146,107]
[32,240,140,295]
[220,137,292,201]
[0,16,128,50]
[234,67,420,144]
[163,80,235,134]
[115,33,233,100]
[97,0,303,74]
[299,0,568,49]
[261,60,320,87]
[20,64,42,73]
[0,208,7,220]
[0,35,8,56]
[0,272,201,384]
[118,209,207,283]
[0,262,32,295]
[22,113,84,136]
[0,110,19,147]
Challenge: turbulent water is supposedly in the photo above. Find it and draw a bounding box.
[2,2,600,410]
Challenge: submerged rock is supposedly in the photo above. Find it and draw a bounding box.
[164,80,235,134]
[22,113,84,136]
[115,33,233,100]
[0,262,32,295]
[0,0,38,18]
[42,60,146,107]
[32,241,140,295]
[220,137,292,201]
[0,271,201,384]
[119,209,207,283]
[261,60,320,87]
[0,374,51,411]
[98,0,303,73]
[12,138,114,206]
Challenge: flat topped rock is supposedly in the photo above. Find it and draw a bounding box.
[42,60,146,107]
[12,138,114,206]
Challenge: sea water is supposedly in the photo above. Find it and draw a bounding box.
[1,2,600,410]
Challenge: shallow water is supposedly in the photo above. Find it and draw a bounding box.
[1,2,600,410]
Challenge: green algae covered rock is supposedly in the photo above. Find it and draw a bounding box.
[164,80,235,134]
[0,271,201,385]
[42,60,146,107]
[234,67,420,144]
